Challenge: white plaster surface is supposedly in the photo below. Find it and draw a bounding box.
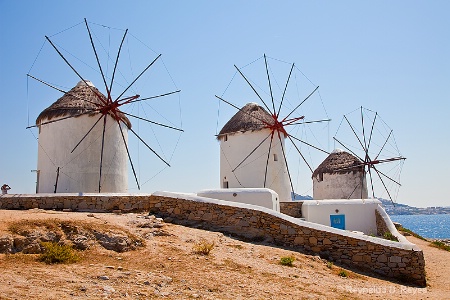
[219,129,292,202]
[197,188,280,211]
[37,114,128,193]
[302,199,381,235]
[313,172,368,200]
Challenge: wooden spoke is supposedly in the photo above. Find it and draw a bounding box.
[128,90,181,103]
[277,131,295,194]
[27,74,67,94]
[277,63,294,118]
[121,112,183,132]
[215,95,272,126]
[332,137,364,162]
[373,165,402,186]
[367,166,376,198]
[283,86,319,121]
[367,112,377,152]
[375,130,393,160]
[45,35,108,106]
[344,115,366,153]
[233,132,272,172]
[289,134,330,155]
[234,64,272,113]
[27,108,101,129]
[109,28,128,98]
[287,135,314,173]
[347,181,361,199]
[284,118,331,126]
[114,54,162,101]
[27,74,103,108]
[264,54,276,113]
[373,166,395,205]
[117,120,140,190]
[98,115,107,192]
[84,18,110,97]
[71,113,104,153]
[263,132,274,187]
[129,128,170,167]
[361,106,368,154]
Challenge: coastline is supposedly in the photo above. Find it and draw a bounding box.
[389,214,450,239]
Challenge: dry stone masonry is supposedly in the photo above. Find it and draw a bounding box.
[0,193,151,212]
[0,192,426,286]
[279,202,303,218]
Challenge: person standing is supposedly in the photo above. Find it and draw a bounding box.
[1,184,11,195]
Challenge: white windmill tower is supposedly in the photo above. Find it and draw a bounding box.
[330,107,406,204]
[312,149,368,200]
[218,102,292,202]
[35,80,130,193]
[215,55,330,204]
[28,19,183,194]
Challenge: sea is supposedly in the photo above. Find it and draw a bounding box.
[389,214,450,239]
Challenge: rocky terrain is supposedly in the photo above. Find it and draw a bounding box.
[0,209,449,299]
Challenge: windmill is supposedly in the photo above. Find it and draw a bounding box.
[26,19,183,193]
[330,107,405,204]
[215,54,330,202]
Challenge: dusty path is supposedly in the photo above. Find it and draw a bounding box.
[405,235,450,297]
[0,209,449,299]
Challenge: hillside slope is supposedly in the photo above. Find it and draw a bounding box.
[0,209,448,299]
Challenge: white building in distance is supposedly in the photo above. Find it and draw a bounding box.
[35,81,129,193]
[312,149,368,200]
[217,102,292,202]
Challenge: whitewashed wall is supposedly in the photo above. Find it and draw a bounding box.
[302,199,381,234]
[197,188,280,211]
[37,114,128,193]
[313,172,368,200]
[219,129,292,202]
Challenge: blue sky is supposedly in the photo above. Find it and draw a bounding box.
[0,1,449,208]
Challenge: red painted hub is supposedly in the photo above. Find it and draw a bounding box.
[264,114,305,137]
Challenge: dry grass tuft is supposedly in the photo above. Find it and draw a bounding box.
[227,244,244,250]
[193,239,215,255]
[38,242,80,264]
[430,241,450,252]
[8,219,61,235]
[280,255,296,267]
[338,269,348,277]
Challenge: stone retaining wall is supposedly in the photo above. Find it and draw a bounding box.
[280,201,303,218]
[150,192,425,286]
[0,193,152,212]
[0,192,426,286]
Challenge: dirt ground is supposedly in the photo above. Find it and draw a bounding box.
[0,209,449,300]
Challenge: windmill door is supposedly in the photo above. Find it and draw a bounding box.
[330,214,345,230]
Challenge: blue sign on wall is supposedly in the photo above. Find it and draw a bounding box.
[330,214,345,230]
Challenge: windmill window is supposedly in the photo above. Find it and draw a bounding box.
[319,173,323,181]
[223,181,229,188]
[224,135,228,142]
[273,154,278,161]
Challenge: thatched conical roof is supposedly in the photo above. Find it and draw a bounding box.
[36,81,131,128]
[218,102,274,138]
[312,149,364,178]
